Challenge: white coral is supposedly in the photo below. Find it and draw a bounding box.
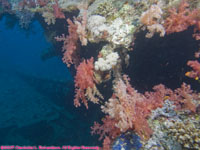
[94,52,119,71]
[87,15,134,47]
[87,15,108,39]
[108,18,134,46]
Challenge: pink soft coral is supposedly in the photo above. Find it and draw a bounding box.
[74,57,103,109]
[55,18,80,67]
[101,75,159,140]
[91,115,120,141]
[52,0,65,19]
[193,20,200,40]
[91,116,120,150]
[164,0,198,34]
[170,83,199,112]
[102,136,111,150]
[186,60,200,80]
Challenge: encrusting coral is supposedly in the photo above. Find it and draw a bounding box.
[167,114,200,149]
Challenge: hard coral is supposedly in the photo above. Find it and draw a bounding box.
[167,114,200,149]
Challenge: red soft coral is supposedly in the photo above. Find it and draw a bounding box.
[143,84,173,112]
[169,83,199,112]
[55,18,80,67]
[52,0,65,19]
[74,57,103,109]
[74,58,94,109]
[91,115,120,149]
[102,136,111,150]
[101,75,155,140]
[192,20,200,40]
[37,0,48,7]
[186,60,200,80]
[164,0,198,34]
[91,116,120,141]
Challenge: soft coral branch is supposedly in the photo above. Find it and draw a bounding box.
[186,60,200,80]
[193,20,200,40]
[169,83,199,112]
[164,0,198,34]
[55,18,80,67]
[74,57,103,109]
[101,75,155,140]
[91,115,120,141]
[91,116,120,150]
[52,0,65,19]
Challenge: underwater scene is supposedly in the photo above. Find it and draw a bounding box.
[0,0,200,149]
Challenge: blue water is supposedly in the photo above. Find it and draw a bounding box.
[0,15,99,146]
[0,15,71,79]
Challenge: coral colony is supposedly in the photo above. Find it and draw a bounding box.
[1,0,200,149]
